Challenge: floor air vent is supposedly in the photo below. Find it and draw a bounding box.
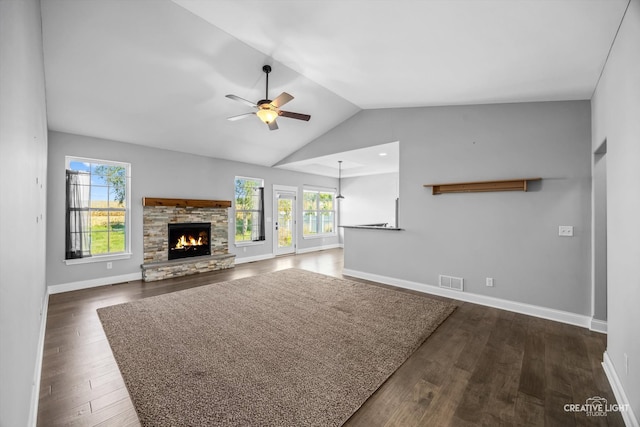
[439,274,464,291]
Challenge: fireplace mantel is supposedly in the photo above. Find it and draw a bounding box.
[142,197,231,208]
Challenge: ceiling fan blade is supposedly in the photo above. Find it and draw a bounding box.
[226,94,258,109]
[278,110,311,121]
[268,120,279,131]
[227,112,256,121]
[271,92,294,108]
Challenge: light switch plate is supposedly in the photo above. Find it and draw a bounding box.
[559,226,574,237]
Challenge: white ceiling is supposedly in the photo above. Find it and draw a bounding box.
[41,0,628,175]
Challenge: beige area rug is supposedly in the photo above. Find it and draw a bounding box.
[97,269,456,426]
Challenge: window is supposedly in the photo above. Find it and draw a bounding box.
[234,176,265,244]
[65,157,131,261]
[303,188,335,237]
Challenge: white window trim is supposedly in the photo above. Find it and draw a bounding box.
[64,156,132,262]
[64,252,132,265]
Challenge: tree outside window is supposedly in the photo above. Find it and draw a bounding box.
[65,158,130,259]
[303,189,335,236]
[235,177,265,243]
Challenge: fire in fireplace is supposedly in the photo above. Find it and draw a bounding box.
[168,222,211,260]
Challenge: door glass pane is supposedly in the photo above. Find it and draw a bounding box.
[278,198,293,248]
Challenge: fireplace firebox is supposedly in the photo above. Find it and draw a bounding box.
[168,223,211,260]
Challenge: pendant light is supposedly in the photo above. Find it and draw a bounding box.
[336,160,345,199]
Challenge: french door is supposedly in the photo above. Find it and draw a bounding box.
[273,187,297,255]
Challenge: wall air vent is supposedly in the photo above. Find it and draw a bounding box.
[439,274,464,291]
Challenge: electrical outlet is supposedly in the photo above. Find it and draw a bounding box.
[486,277,494,287]
[558,225,574,237]
[106,262,113,270]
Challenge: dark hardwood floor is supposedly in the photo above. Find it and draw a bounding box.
[37,249,623,426]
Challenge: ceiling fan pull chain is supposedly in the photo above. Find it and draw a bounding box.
[263,65,271,99]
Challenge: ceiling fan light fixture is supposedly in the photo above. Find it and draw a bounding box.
[226,65,310,130]
[256,107,278,124]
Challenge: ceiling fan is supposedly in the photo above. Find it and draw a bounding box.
[226,65,311,131]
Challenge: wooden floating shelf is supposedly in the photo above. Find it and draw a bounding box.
[423,178,541,195]
[142,197,232,208]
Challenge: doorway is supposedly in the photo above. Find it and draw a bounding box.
[273,186,297,256]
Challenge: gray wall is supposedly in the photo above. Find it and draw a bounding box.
[46,131,339,287]
[295,101,592,315]
[340,173,399,227]
[592,0,640,419]
[0,0,49,425]
[592,149,607,322]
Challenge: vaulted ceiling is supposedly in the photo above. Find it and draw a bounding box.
[41,0,628,174]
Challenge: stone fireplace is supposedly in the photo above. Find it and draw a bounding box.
[141,198,235,282]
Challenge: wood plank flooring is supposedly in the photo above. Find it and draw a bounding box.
[37,249,624,426]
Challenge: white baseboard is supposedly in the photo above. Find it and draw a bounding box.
[342,268,591,328]
[29,290,49,426]
[590,318,608,334]
[48,272,142,295]
[234,253,275,264]
[603,351,639,427]
[296,243,342,254]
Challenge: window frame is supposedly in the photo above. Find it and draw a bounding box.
[64,156,132,265]
[234,176,266,246]
[302,187,337,239]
